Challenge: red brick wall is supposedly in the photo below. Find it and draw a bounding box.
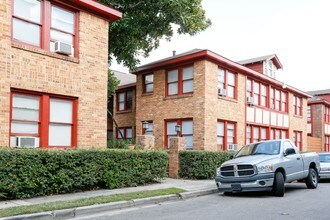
[244,62,263,74]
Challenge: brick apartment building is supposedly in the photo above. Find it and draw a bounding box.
[112,49,312,151]
[0,0,121,148]
[306,89,330,152]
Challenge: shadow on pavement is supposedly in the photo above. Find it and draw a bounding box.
[218,182,309,198]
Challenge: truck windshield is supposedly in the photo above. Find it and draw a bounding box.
[235,141,281,157]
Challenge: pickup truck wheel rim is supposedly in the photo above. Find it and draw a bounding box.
[312,171,317,185]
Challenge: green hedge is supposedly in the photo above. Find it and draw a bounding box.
[0,149,168,200]
[179,151,231,179]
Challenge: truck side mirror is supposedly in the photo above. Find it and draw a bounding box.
[230,155,234,159]
[284,148,296,156]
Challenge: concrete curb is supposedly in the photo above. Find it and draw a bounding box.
[178,188,218,200]
[0,189,218,220]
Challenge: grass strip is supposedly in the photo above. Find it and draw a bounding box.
[0,187,185,218]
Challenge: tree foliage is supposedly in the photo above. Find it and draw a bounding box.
[98,0,211,70]
[108,70,120,101]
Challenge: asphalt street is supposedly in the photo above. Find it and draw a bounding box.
[72,181,330,220]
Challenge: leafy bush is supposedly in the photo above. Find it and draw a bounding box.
[0,149,168,200]
[179,150,231,179]
[107,139,136,149]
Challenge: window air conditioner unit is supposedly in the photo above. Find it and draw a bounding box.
[10,136,40,148]
[227,144,238,151]
[246,96,254,105]
[218,88,227,96]
[54,41,72,56]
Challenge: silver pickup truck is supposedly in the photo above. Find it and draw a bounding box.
[215,139,320,197]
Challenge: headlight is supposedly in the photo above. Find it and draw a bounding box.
[216,167,221,176]
[257,164,273,173]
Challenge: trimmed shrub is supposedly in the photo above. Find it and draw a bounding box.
[0,149,168,200]
[107,139,136,149]
[179,150,231,179]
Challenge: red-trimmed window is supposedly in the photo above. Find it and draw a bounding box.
[143,74,154,93]
[167,66,194,96]
[325,106,330,123]
[12,0,78,57]
[246,79,267,107]
[217,120,236,150]
[49,98,74,146]
[307,105,311,122]
[325,136,330,152]
[117,90,133,112]
[117,127,133,140]
[10,91,77,148]
[293,131,302,151]
[270,88,287,112]
[142,121,153,136]
[293,96,302,116]
[246,125,267,144]
[253,82,260,105]
[218,68,236,98]
[165,119,193,149]
[270,128,287,139]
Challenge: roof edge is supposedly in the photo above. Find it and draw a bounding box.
[133,49,309,98]
[68,0,122,22]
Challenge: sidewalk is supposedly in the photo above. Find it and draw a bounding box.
[0,178,218,219]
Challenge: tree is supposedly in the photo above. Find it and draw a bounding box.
[98,0,211,70]
[108,70,120,102]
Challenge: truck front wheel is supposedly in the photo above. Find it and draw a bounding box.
[273,172,285,197]
[305,168,318,189]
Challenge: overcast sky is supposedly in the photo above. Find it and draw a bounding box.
[110,0,330,92]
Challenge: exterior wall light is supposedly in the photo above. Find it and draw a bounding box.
[175,124,181,137]
[142,121,149,133]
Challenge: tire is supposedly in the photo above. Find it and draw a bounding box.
[273,172,285,197]
[305,168,318,189]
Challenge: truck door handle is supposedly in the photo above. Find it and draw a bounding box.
[297,157,301,160]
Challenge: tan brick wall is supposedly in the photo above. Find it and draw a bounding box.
[135,61,207,150]
[288,94,308,151]
[307,136,322,152]
[204,61,246,150]
[0,1,109,148]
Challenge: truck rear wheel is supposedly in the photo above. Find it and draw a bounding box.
[305,168,318,189]
[273,172,285,197]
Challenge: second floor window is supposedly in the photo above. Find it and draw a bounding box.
[325,106,330,123]
[12,0,78,57]
[143,74,154,93]
[270,88,287,112]
[307,105,311,122]
[294,96,302,116]
[218,68,236,98]
[117,91,133,111]
[167,66,194,96]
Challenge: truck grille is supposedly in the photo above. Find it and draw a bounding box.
[220,164,255,177]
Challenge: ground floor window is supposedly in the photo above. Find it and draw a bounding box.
[165,119,193,149]
[270,128,287,140]
[245,125,288,144]
[116,127,133,140]
[217,120,236,150]
[293,131,302,151]
[325,136,330,152]
[10,90,77,148]
[246,125,267,144]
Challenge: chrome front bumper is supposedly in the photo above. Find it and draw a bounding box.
[215,173,275,192]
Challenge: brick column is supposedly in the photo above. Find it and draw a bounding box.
[169,137,186,178]
[136,135,155,150]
